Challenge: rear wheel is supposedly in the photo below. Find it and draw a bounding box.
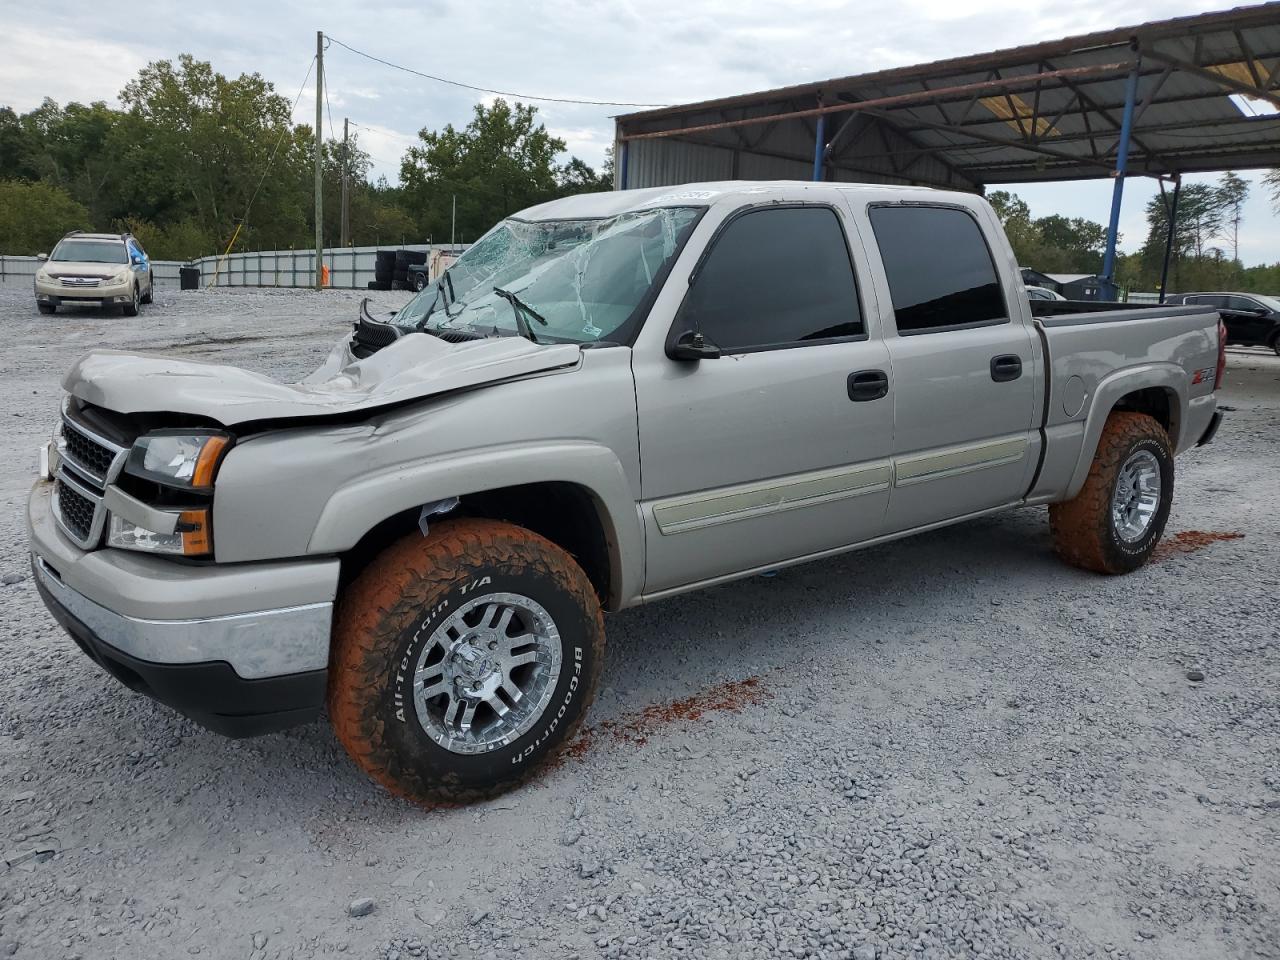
[1270,334,1280,357]
[140,273,154,304]
[37,303,56,315]
[329,517,605,805]
[1049,411,1173,574]
[413,273,428,291]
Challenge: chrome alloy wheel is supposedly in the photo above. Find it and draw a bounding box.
[1111,449,1161,542]
[411,592,562,755]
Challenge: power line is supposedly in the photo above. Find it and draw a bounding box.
[325,34,668,108]
[243,54,317,228]
[323,52,336,142]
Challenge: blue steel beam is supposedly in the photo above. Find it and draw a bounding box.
[1101,60,1142,289]
[813,114,827,181]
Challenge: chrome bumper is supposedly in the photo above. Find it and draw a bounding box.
[33,557,332,680]
[28,480,338,680]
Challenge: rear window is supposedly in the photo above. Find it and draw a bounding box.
[869,206,1007,334]
[51,240,128,264]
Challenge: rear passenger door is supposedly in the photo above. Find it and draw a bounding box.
[632,201,894,594]
[861,203,1039,532]
[1224,295,1270,345]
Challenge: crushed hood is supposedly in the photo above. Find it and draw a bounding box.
[64,333,582,426]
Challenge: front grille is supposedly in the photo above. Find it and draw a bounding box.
[63,424,116,479]
[59,277,102,287]
[351,315,403,359]
[55,479,96,541]
[59,413,126,486]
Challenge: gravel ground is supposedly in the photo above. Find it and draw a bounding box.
[0,284,1277,960]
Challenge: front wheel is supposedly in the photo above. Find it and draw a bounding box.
[413,273,428,291]
[329,517,605,805]
[37,303,56,315]
[1049,411,1173,574]
[121,285,140,317]
[1271,336,1280,357]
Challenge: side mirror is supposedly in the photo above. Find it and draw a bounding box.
[36,253,48,262]
[668,329,722,361]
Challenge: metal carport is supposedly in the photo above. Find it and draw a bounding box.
[614,3,1280,299]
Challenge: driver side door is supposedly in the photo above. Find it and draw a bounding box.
[631,201,894,596]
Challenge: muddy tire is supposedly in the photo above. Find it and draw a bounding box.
[328,517,605,805]
[1049,411,1173,575]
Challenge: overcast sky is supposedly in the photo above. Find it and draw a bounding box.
[2,0,1276,264]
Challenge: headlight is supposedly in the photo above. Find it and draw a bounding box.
[108,508,211,556]
[35,268,50,281]
[111,267,130,282]
[126,432,231,490]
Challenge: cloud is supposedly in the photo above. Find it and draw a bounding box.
[2,0,1274,264]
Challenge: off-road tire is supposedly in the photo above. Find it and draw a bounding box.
[329,517,605,805]
[122,285,140,317]
[37,303,56,315]
[1049,411,1173,575]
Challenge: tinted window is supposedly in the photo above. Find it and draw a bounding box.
[1226,296,1262,311]
[869,206,1006,333]
[678,206,862,351]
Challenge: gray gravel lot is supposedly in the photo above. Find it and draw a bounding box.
[0,284,1277,960]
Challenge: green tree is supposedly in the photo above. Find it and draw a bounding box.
[401,99,610,242]
[0,179,90,253]
[987,190,1107,274]
[1215,171,1249,263]
[1265,169,1280,212]
[118,54,313,252]
[402,99,567,241]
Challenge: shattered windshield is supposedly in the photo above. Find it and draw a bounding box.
[393,206,703,344]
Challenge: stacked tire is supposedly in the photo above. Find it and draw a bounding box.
[368,251,397,291]
[393,249,427,291]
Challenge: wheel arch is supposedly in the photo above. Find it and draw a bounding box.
[314,443,642,611]
[1064,365,1185,500]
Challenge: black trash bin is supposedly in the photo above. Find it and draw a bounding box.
[179,266,200,291]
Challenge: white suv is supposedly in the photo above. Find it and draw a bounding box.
[34,232,154,316]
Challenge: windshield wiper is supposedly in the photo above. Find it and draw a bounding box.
[492,286,549,344]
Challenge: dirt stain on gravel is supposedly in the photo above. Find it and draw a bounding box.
[1153,530,1244,561]
[564,676,771,760]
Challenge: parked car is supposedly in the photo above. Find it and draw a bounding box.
[28,181,1225,805]
[1166,291,1280,354]
[34,232,154,316]
[1026,284,1066,301]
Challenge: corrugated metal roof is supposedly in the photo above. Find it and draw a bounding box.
[616,4,1280,188]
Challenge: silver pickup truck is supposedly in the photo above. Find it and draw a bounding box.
[28,181,1225,804]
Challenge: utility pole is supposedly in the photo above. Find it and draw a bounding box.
[340,117,351,248]
[314,30,324,290]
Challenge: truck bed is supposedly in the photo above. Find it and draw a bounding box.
[1030,299,1210,326]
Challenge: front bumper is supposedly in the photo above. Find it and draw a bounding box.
[28,480,338,737]
[35,276,133,305]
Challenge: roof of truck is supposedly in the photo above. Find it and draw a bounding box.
[515,180,971,221]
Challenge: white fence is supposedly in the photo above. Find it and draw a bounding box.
[0,243,464,291]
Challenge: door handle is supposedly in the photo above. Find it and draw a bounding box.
[990,355,1022,383]
[848,370,889,402]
